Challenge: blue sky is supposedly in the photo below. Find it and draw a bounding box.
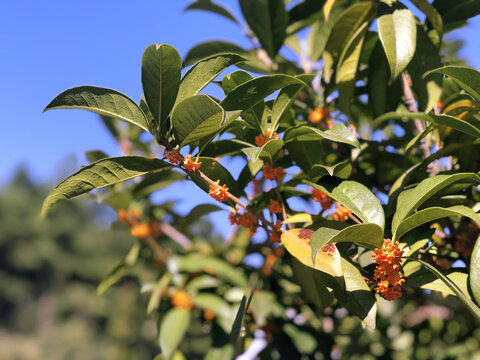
[1,0,479,187]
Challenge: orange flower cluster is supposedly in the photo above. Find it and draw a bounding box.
[183,155,201,172]
[308,107,330,124]
[255,129,279,147]
[372,239,405,301]
[312,188,334,210]
[164,148,182,165]
[203,309,216,321]
[332,205,352,222]
[229,211,259,235]
[209,180,230,202]
[130,221,162,238]
[263,163,285,181]
[171,290,194,309]
[268,199,283,214]
[270,220,283,242]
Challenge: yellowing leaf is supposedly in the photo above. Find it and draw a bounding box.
[284,213,314,224]
[281,229,343,277]
[323,0,336,21]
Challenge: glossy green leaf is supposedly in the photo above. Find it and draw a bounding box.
[311,224,384,263]
[410,0,443,39]
[141,44,182,126]
[414,272,470,297]
[184,0,239,24]
[392,173,480,236]
[171,95,224,148]
[239,0,289,58]
[190,157,239,197]
[307,178,385,229]
[374,112,480,138]
[192,293,234,332]
[41,157,170,217]
[309,161,352,181]
[177,53,245,104]
[85,150,109,163]
[433,0,480,25]
[407,25,442,112]
[221,75,307,112]
[341,258,377,330]
[242,139,284,163]
[159,308,191,358]
[408,258,480,318]
[377,3,416,79]
[284,124,360,148]
[470,234,480,305]
[97,261,129,296]
[222,70,253,94]
[323,1,375,83]
[146,273,172,314]
[394,205,480,240]
[44,86,149,132]
[426,65,480,103]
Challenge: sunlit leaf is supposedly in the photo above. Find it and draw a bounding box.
[159,308,191,358]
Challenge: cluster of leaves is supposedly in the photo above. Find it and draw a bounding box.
[41,0,480,358]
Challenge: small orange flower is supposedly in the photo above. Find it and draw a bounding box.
[270,220,283,242]
[255,129,279,147]
[203,309,216,321]
[261,253,278,276]
[171,290,194,309]
[268,199,283,214]
[209,180,230,202]
[130,223,151,238]
[229,210,259,235]
[372,239,405,301]
[164,149,182,165]
[312,188,334,210]
[183,155,201,172]
[263,163,285,181]
[308,107,330,124]
[117,209,129,223]
[332,205,352,222]
[348,123,358,138]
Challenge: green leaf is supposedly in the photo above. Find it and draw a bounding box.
[283,124,360,148]
[230,286,254,347]
[184,275,220,291]
[306,178,385,229]
[44,86,149,132]
[271,78,310,130]
[341,258,377,330]
[394,205,480,240]
[177,53,245,104]
[309,161,352,181]
[159,308,191,358]
[323,1,375,83]
[146,273,172,314]
[97,261,129,296]
[85,150,109,163]
[171,95,224,148]
[283,324,318,354]
[433,0,480,25]
[239,0,289,58]
[192,293,234,332]
[392,173,480,236]
[242,139,284,163]
[41,157,170,217]
[190,157,239,198]
[377,3,416,79]
[426,65,480,103]
[142,44,182,126]
[186,204,223,222]
[131,171,185,198]
[184,0,239,24]
[470,234,480,305]
[408,258,480,318]
[183,41,246,67]
[311,224,384,263]
[410,0,443,39]
[374,112,480,138]
[222,70,253,94]
[221,74,307,112]
[407,25,442,112]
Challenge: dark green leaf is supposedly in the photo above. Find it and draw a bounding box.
[142,44,182,127]
[426,65,480,103]
[44,86,149,132]
[171,95,224,148]
[222,70,253,94]
[283,124,360,148]
[97,261,129,296]
[239,0,289,58]
[394,205,480,240]
[41,157,170,217]
[184,0,239,24]
[307,178,385,229]
[177,53,245,104]
[392,173,480,236]
[470,234,480,305]
[221,75,307,112]
[377,3,416,79]
[183,41,246,67]
[85,150,109,163]
[159,308,191,358]
[410,0,443,39]
[309,161,352,181]
[186,204,223,222]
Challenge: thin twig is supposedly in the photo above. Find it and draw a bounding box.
[159,222,192,249]
[348,213,362,224]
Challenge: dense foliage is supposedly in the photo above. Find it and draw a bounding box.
[41,0,480,358]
